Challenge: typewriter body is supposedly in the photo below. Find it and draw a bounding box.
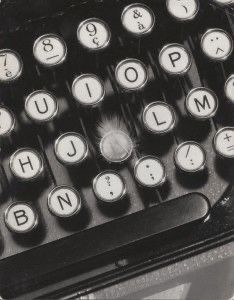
[0,0,233,298]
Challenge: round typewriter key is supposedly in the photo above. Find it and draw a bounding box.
[48,185,82,218]
[201,29,233,61]
[225,74,234,103]
[55,132,88,165]
[115,58,148,91]
[213,127,234,158]
[166,0,199,21]
[121,3,155,36]
[77,18,111,51]
[185,87,219,119]
[100,130,133,163]
[25,90,58,123]
[10,148,43,181]
[72,74,105,106]
[143,102,176,134]
[213,0,233,5]
[0,106,15,137]
[174,141,206,172]
[93,171,126,203]
[159,44,192,75]
[33,34,67,67]
[0,49,23,83]
[5,202,38,233]
[134,156,166,188]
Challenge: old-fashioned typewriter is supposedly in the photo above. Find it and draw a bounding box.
[0,0,233,298]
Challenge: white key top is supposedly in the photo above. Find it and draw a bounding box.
[159,44,192,75]
[55,132,88,165]
[5,202,38,233]
[185,87,218,119]
[72,74,105,106]
[224,74,234,103]
[25,90,58,123]
[174,141,206,172]
[213,0,234,6]
[143,102,176,134]
[166,0,199,21]
[201,28,233,61]
[0,49,23,82]
[121,3,155,36]
[134,156,166,187]
[115,58,148,91]
[10,148,43,181]
[77,18,111,51]
[33,34,67,67]
[48,185,82,218]
[213,127,234,158]
[0,106,15,136]
[100,130,133,163]
[93,171,126,203]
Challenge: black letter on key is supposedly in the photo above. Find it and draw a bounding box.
[57,193,72,210]
[169,52,181,68]
[125,67,138,82]
[14,210,28,226]
[194,95,211,112]
[19,156,34,173]
[34,98,49,114]
[67,140,77,157]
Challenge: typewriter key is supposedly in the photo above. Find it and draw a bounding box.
[10,148,44,181]
[166,0,199,21]
[48,185,82,217]
[93,171,126,203]
[72,74,105,106]
[213,0,233,5]
[159,44,192,75]
[174,141,206,172]
[33,34,67,67]
[115,58,148,91]
[5,202,38,233]
[77,18,111,51]
[55,132,89,165]
[0,49,23,83]
[201,29,233,61]
[121,3,155,36]
[224,75,234,103]
[185,87,219,119]
[134,156,166,188]
[143,102,176,134]
[25,90,58,123]
[0,106,15,137]
[213,127,234,158]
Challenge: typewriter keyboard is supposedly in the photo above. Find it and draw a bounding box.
[0,0,233,260]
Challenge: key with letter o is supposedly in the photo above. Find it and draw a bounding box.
[5,202,38,233]
[0,49,23,83]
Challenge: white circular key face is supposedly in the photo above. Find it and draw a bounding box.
[166,0,199,21]
[0,49,23,82]
[77,18,111,51]
[186,87,218,119]
[143,102,176,134]
[201,29,233,61]
[5,202,38,233]
[225,74,234,103]
[72,74,105,106]
[100,130,133,163]
[213,0,233,6]
[48,186,82,218]
[213,127,234,158]
[55,132,88,165]
[25,90,58,122]
[121,3,155,36]
[10,148,43,181]
[33,34,67,67]
[93,171,126,203]
[115,59,148,90]
[174,142,206,172]
[0,106,15,136]
[159,44,192,75]
[134,156,166,187]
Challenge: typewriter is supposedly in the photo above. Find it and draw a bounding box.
[0,0,233,298]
